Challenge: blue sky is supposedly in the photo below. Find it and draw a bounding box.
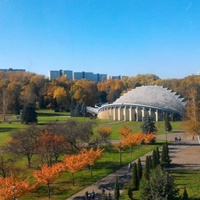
[0,0,200,79]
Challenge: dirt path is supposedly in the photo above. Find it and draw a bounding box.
[66,132,200,200]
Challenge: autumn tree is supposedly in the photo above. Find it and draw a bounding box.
[33,163,64,198]
[37,130,65,166]
[6,82,21,115]
[183,88,200,135]
[0,154,16,178]
[61,120,94,151]
[21,83,38,105]
[6,125,39,168]
[96,126,112,144]
[70,79,98,106]
[53,86,68,109]
[97,79,125,103]
[143,133,156,145]
[118,126,132,138]
[80,148,104,176]
[1,89,9,122]
[114,142,125,165]
[0,174,34,200]
[63,154,87,185]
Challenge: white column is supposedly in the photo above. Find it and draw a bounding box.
[129,107,132,121]
[155,109,158,121]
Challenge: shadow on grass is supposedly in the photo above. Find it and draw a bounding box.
[0,127,17,132]
[37,112,69,117]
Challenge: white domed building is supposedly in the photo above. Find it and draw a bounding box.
[97,85,186,121]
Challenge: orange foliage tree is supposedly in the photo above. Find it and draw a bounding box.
[113,142,126,165]
[33,162,64,198]
[63,154,87,185]
[37,130,65,166]
[80,148,104,176]
[0,174,34,200]
[97,126,112,143]
[143,133,156,145]
[122,134,138,156]
[118,126,132,138]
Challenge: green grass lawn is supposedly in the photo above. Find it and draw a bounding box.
[0,109,191,199]
[21,144,160,200]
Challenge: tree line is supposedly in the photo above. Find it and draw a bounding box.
[1,71,200,120]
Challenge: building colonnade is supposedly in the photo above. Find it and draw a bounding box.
[97,104,174,122]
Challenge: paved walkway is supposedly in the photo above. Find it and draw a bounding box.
[66,132,200,200]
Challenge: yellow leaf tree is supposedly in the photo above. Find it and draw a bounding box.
[183,88,200,135]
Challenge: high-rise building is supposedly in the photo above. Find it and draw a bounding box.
[0,68,25,72]
[49,69,109,82]
[63,70,73,80]
[48,70,62,80]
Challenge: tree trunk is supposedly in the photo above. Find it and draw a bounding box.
[90,165,93,177]
[119,150,122,165]
[72,173,75,186]
[27,154,31,168]
[47,182,51,198]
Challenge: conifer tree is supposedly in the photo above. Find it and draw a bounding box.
[152,149,157,169]
[140,117,157,134]
[161,143,171,167]
[127,186,134,200]
[21,103,37,124]
[155,147,160,165]
[165,113,172,132]
[137,158,143,181]
[182,187,189,200]
[144,156,150,179]
[148,156,153,171]
[164,113,172,142]
[132,162,139,190]
[140,166,179,200]
[114,177,120,200]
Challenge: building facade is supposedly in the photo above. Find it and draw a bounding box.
[49,69,107,82]
[97,85,186,121]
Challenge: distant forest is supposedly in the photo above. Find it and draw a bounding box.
[0,71,199,117]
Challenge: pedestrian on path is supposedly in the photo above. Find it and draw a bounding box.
[128,163,132,172]
[91,190,95,199]
[85,191,89,199]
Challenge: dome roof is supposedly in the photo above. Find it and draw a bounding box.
[113,85,186,114]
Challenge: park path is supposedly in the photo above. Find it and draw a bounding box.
[66,132,200,200]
